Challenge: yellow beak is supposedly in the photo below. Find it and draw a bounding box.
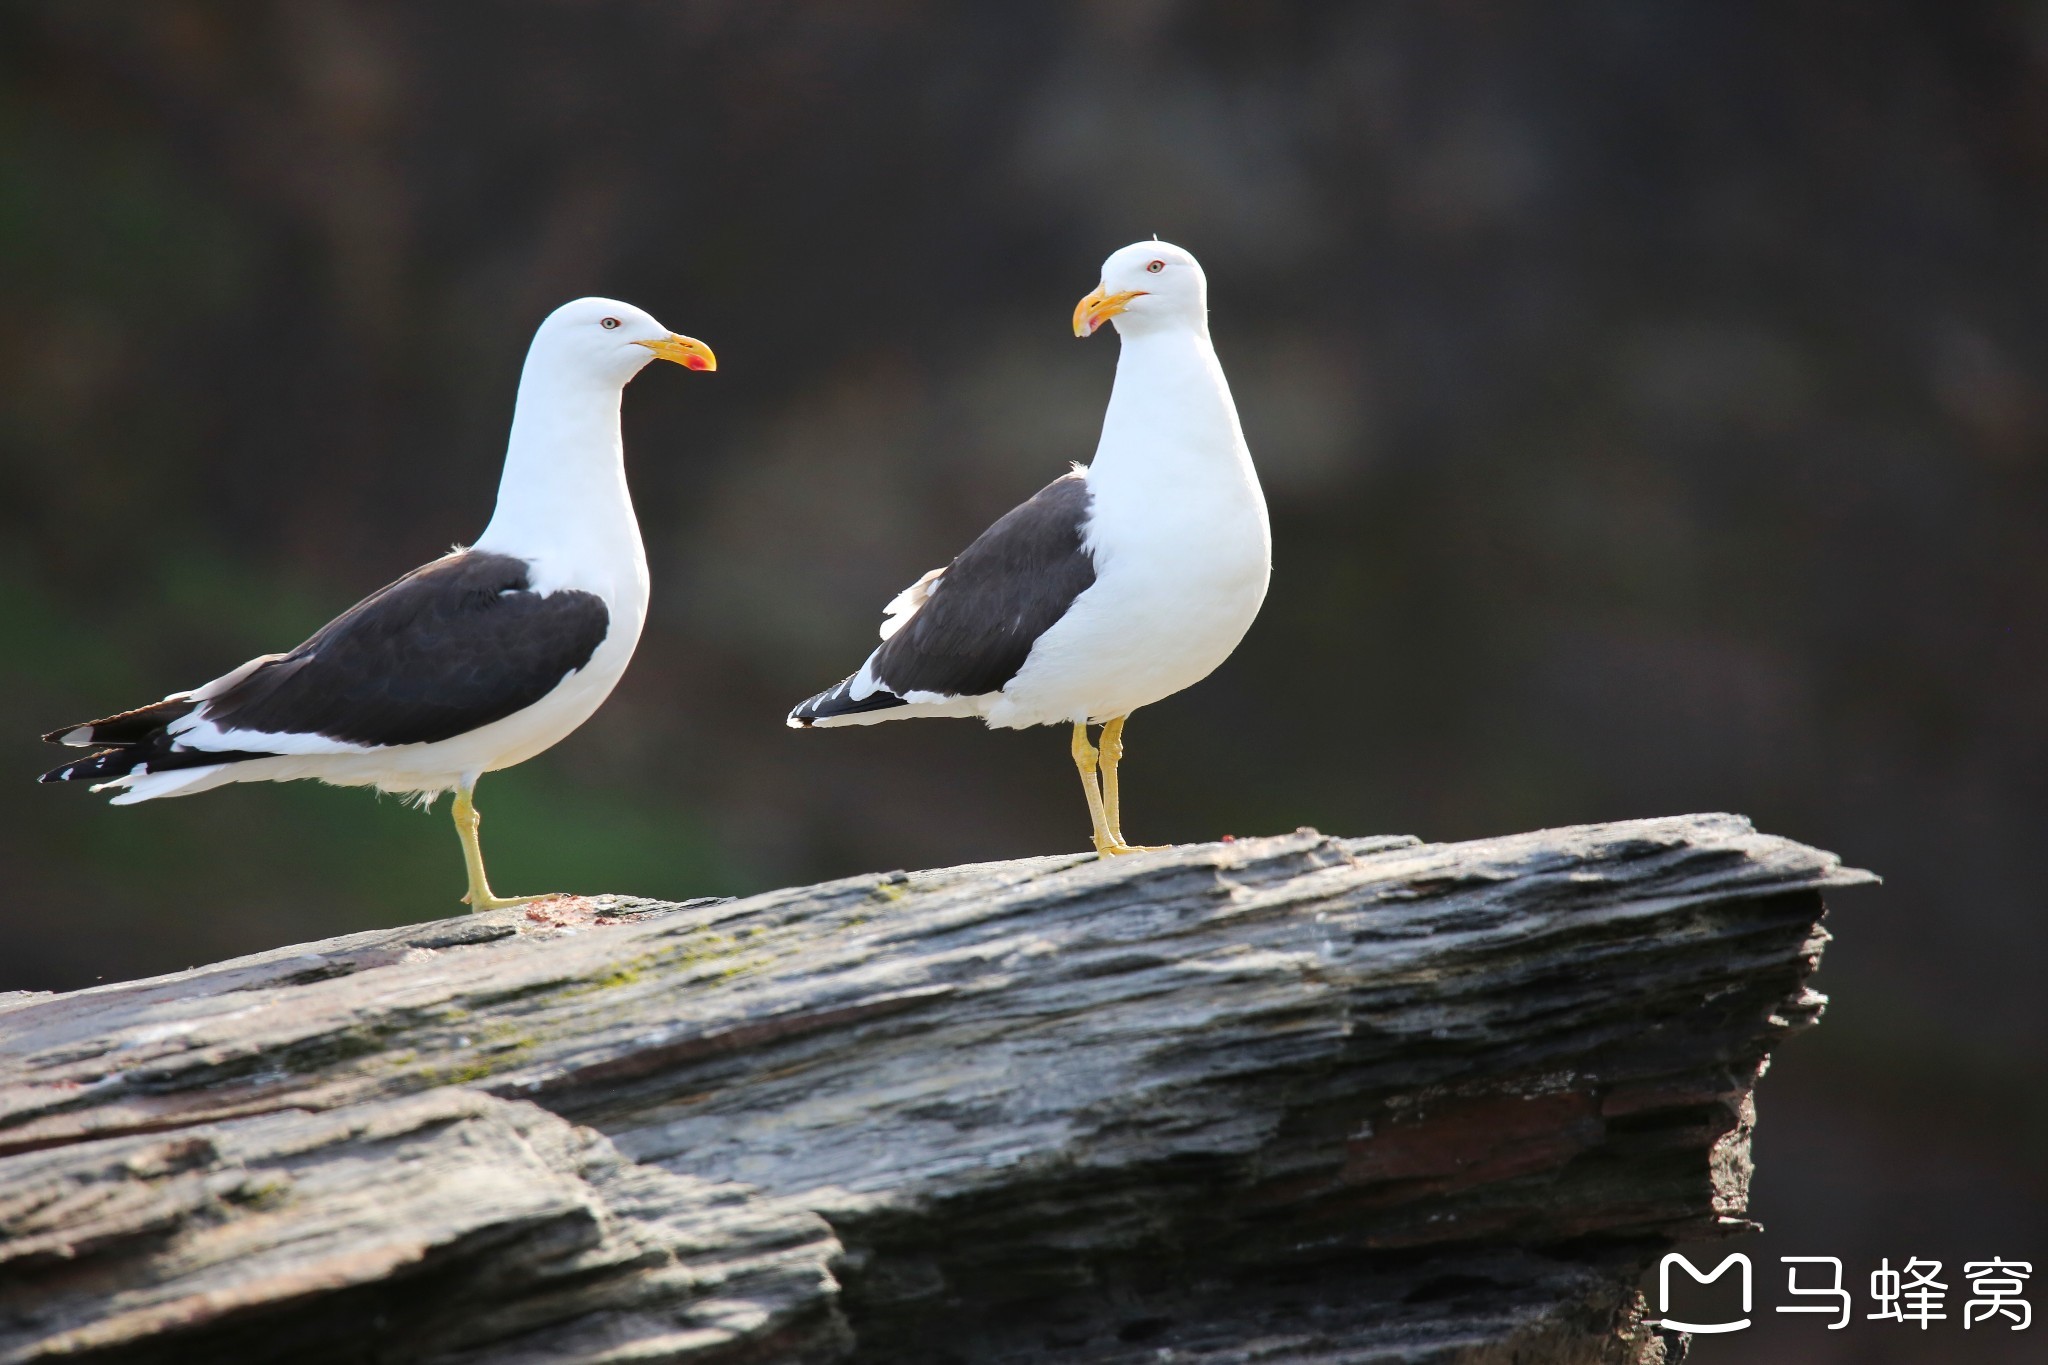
[634,334,718,371]
[1073,287,1147,338]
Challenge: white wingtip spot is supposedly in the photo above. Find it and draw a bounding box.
[60,726,94,747]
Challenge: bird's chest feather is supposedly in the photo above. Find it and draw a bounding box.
[1084,474,1270,612]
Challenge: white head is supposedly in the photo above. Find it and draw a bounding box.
[525,296,717,388]
[1073,240,1207,339]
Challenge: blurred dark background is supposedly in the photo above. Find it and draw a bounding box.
[2,2,2043,1359]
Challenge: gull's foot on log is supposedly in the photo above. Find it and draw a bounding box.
[1091,837,1168,856]
[461,889,562,912]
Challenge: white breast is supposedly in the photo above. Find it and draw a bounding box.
[990,462,1268,728]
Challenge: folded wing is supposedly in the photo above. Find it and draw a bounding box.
[789,472,1096,725]
[42,550,610,785]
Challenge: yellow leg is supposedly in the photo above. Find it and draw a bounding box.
[451,781,552,913]
[1073,720,1155,859]
[1071,723,1117,855]
[1097,714,1165,855]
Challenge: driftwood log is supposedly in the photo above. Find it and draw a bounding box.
[0,814,1872,1364]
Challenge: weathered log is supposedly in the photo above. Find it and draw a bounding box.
[0,814,1872,1364]
[0,1090,846,1364]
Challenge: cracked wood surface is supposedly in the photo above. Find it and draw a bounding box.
[0,814,1873,1364]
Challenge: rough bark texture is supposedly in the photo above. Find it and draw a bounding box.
[0,814,1872,1364]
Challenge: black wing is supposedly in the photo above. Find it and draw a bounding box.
[205,550,610,747]
[791,473,1096,722]
[41,551,609,785]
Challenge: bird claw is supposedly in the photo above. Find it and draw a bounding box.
[462,891,557,914]
[1093,840,1167,858]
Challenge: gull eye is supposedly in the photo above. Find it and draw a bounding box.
[1146,260,1165,273]
[600,317,621,330]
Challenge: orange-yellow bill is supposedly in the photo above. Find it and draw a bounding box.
[634,334,717,371]
[1073,288,1147,337]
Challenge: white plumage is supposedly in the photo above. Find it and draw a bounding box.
[791,241,1270,855]
[41,297,716,910]
[991,273,1270,729]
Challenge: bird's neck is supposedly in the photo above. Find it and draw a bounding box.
[473,372,645,598]
[1089,324,1257,489]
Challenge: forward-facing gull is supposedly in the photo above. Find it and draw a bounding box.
[789,240,1270,855]
[39,297,715,911]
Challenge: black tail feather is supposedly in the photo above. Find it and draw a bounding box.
[43,697,197,747]
[788,676,908,727]
[38,738,274,786]
[38,748,145,785]
[36,697,275,788]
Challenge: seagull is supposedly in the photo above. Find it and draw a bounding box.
[39,297,715,911]
[789,240,1270,856]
